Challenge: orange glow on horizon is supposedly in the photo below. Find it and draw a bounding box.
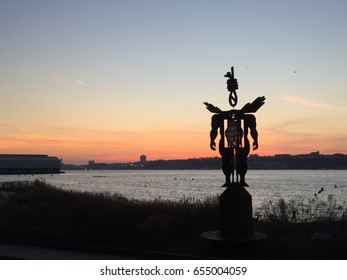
[1,121,346,164]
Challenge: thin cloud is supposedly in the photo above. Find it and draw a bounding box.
[73,78,85,86]
[281,95,336,110]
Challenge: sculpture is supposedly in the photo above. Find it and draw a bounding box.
[204,67,265,187]
[201,66,268,242]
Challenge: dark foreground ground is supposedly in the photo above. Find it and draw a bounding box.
[0,180,346,259]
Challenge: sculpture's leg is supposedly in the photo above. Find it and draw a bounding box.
[221,148,233,187]
[231,148,235,183]
[236,148,248,186]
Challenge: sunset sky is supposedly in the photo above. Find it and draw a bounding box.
[1,0,346,164]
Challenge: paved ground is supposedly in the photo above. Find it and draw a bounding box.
[0,241,203,260]
[0,242,139,260]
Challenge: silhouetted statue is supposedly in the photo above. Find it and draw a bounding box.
[204,67,265,187]
[201,67,269,240]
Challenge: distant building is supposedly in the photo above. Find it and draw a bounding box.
[140,155,147,165]
[0,154,61,174]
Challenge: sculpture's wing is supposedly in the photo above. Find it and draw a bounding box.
[241,96,265,113]
[203,102,222,113]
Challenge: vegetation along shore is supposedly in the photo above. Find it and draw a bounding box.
[0,180,346,259]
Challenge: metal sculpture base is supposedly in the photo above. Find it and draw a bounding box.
[201,183,267,258]
[201,230,268,242]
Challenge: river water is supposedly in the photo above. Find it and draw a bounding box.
[1,170,346,209]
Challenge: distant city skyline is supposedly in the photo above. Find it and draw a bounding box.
[1,1,347,164]
[79,150,345,165]
[63,150,347,170]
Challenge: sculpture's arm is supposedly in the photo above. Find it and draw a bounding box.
[246,115,259,150]
[210,129,217,151]
[251,128,259,150]
[209,114,221,151]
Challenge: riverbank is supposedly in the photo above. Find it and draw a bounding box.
[0,180,346,259]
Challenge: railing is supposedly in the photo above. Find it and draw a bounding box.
[0,181,32,190]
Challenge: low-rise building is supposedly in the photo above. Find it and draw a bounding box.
[0,154,61,174]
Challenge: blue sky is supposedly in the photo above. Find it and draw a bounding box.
[0,0,346,163]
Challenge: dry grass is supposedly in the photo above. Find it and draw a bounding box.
[0,180,346,259]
